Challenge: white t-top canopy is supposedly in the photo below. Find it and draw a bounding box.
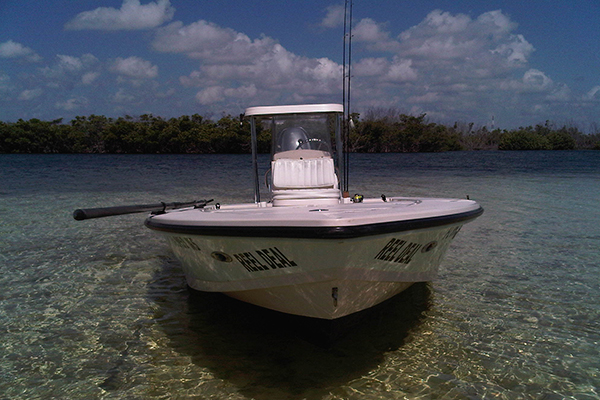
[245,103,343,117]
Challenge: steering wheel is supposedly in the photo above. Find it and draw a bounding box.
[296,138,330,151]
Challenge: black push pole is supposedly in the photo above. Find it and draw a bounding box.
[73,199,212,221]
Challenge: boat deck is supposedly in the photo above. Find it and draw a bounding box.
[145,197,483,238]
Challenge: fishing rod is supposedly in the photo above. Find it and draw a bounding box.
[342,0,353,195]
[73,199,213,221]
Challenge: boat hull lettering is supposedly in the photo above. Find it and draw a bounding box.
[233,247,297,272]
[374,238,422,264]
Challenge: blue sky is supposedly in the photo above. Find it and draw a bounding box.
[1,0,599,130]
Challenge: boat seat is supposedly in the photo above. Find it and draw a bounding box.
[271,153,340,206]
[271,157,337,189]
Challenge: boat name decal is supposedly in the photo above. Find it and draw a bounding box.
[234,247,297,272]
[374,238,422,264]
[170,237,202,251]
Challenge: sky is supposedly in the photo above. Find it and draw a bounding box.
[0,0,599,130]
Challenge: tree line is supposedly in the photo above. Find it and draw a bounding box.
[349,109,600,152]
[1,111,599,154]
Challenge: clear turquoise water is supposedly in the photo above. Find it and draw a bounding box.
[1,151,599,399]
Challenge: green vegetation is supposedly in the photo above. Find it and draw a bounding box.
[350,113,463,153]
[1,111,598,153]
[349,112,598,152]
[0,114,270,154]
[497,124,579,150]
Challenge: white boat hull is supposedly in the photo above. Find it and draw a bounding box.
[225,280,415,321]
[147,198,480,319]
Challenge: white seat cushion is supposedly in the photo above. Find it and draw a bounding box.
[272,157,337,189]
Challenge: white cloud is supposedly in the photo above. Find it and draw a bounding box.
[187,46,340,100]
[0,40,42,62]
[498,69,559,96]
[546,83,571,101]
[40,54,99,79]
[153,20,275,63]
[0,73,12,89]
[113,88,136,103]
[586,86,600,101]
[35,54,101,93]
[386,58,417,82]
[354,18,388,42]
[65,0,175,31]
[223,84,258,99]
[321,4,345,28]
[397,9,533,64]
[353,57,417,82]
[423,9,472,33]
[476,10,517,35]
[153,20,235,54]
[110,56,158,79]
[196,86,225,105]
[18,88,43,101]
[492,34,534,64]
[81,72,100,85]
[153,10,542,118]
[155,19,342,105]
[194,83,256,106]
[0,73,16,101]
[310,58,341,81]
[353,18,400,52]
[353,58,389,77]
[345,9,547,123]
[407,92,441,103]
[55,97,89,111]
[56,55,84,71]
[522,69,553,90]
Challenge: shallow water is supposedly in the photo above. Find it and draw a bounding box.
[1,151,599,399]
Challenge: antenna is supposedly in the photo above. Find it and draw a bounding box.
[342,0,353,194]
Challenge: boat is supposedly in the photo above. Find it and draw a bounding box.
[144,103,483,320]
